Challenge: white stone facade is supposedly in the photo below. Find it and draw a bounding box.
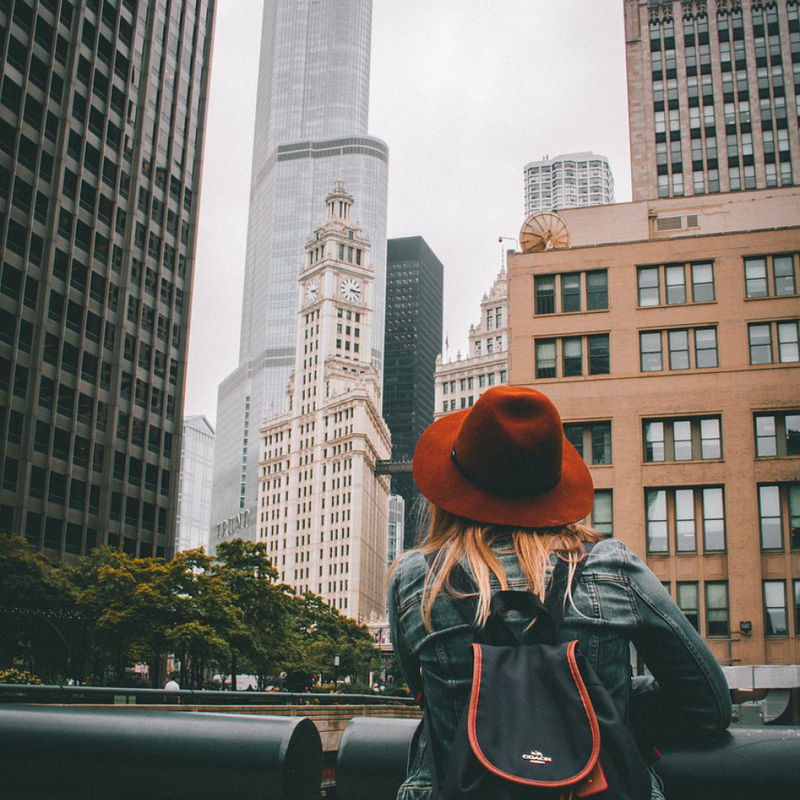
[435,268,510,418]
[257,185,391,621]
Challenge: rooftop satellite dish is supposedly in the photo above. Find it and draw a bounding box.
[519,211,571,252]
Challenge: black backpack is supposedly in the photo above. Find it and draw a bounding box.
[420,550,653,800]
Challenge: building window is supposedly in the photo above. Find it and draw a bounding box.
[754,411,800,457]
[584,489,613,536]
[691,263,715,302]
[705,582,730,637]
[749,321,800,364]
[536,270,608,314]
[758,483,800,551]
[763,581,788,637]
[536,339,557,378]
[640,331,663,371]
[563,337,582,376]
[536,335,609,378]
[535,276,556,314]
[695,328,719,367]
[677,582,700,632]
[794,581,800,638]
[639,327,718,372]
[562,274,581,312]
[638,263,715,306]
[646,487,726,553]
[564,421,612,465]
[586,270,608,310]
[638,267,660,306]
[669,330,690,369]
[588,334,610,374]
[665,265,686,304]
[744,255,798,298]
[643,416,722,462]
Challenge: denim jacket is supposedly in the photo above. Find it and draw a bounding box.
[387,538,732,800]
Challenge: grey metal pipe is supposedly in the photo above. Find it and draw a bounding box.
[0,706,322,800]
[335,718,800,800]
[336,717,422,800]
[654,725,800,799]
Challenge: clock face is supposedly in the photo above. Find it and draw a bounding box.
[304,278,319,304]
[340,277,362,304]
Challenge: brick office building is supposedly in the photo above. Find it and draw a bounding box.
[507,187,799,672]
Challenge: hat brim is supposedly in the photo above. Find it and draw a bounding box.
[413,408,595,528]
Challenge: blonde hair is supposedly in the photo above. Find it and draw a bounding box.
[413,504,602,630]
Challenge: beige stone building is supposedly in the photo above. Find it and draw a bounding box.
[434,268,510,419]
[507,187,799,671]
[625,0,800,202]
[258,185,391,621]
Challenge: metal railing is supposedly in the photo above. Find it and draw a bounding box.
[0,682,416,706]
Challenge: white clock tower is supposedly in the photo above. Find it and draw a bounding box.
[257,184,391,621]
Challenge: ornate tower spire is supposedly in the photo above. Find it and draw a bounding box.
[327,181,355,222]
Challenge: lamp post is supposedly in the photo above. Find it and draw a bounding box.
[498,236,519,269]
[333,654,340,688]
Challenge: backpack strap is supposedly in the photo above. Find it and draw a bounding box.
[424,542,595,645]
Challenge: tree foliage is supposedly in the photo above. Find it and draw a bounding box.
[0,532,382,688]
[0,533,77,679]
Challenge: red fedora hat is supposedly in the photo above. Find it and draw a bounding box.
[413,386,594,527]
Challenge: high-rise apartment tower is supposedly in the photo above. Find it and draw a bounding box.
[625,0,800,201]
[0,0,216,561]
[211,0,388,552]
[524,152,615,216]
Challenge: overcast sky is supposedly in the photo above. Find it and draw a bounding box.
[184,0,632,423]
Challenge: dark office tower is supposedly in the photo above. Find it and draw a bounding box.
[0,0,216,562]
[625,0,800,201]
[383,236,443,550]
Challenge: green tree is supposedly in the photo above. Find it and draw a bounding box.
[0,533,78,680]
[165,548,240,688]
[71,547,175,684]
[287,591,380,686]
[211,539,298,688]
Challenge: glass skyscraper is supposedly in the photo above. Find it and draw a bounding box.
[210,0,388,551]
[0,0,215,561]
